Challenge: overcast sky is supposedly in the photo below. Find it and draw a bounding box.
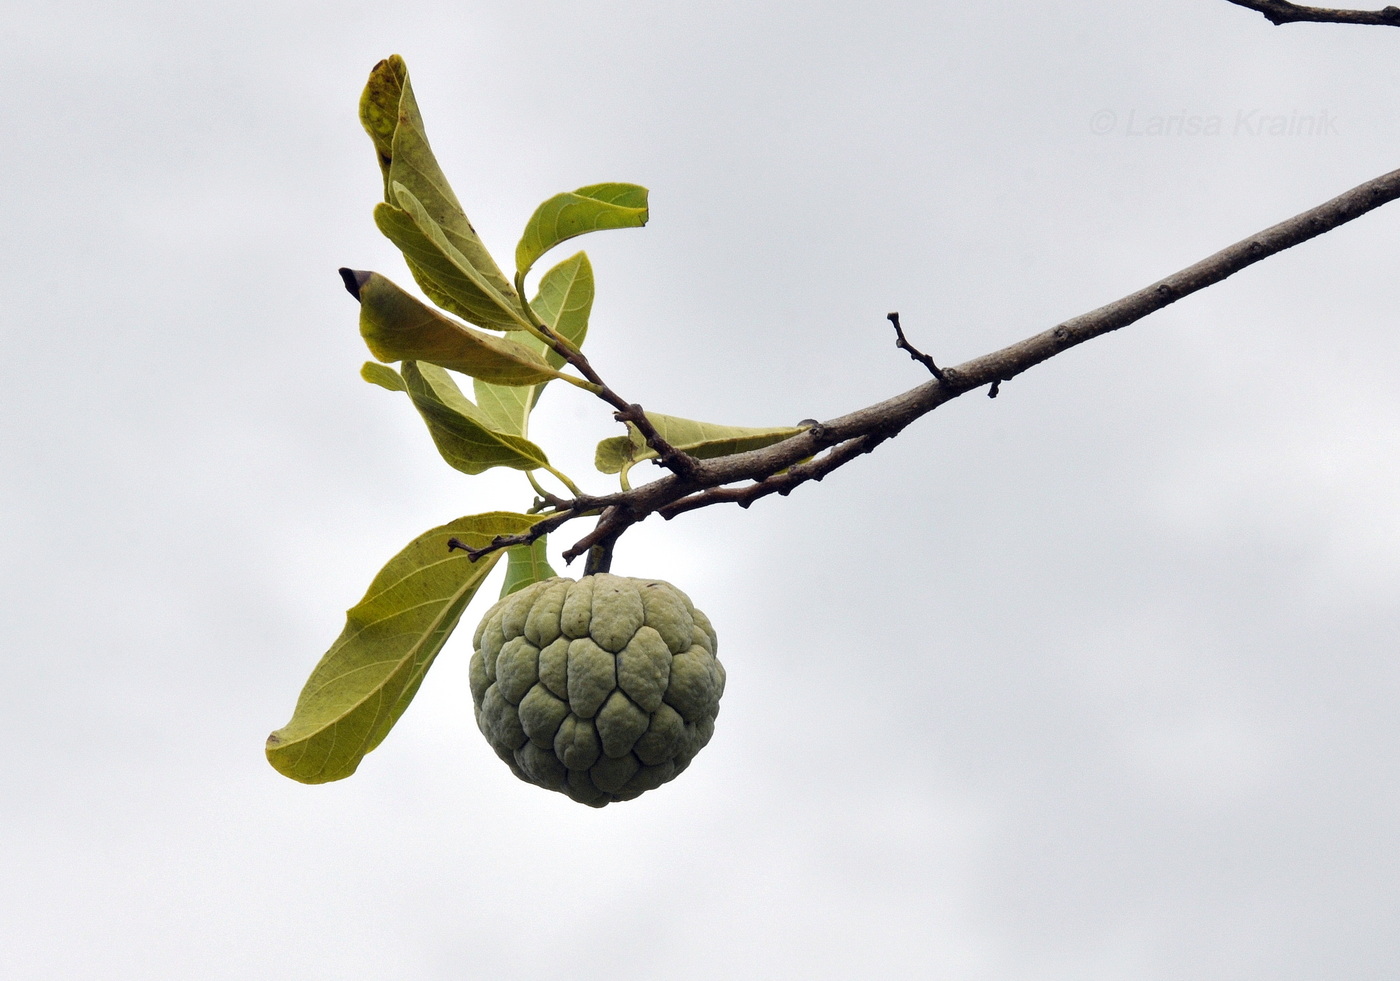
[3,2,1399,978]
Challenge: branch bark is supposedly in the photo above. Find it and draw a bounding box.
[1223,0,1400,25]
[465,165,1400,564]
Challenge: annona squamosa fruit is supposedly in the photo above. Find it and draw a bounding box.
[470,573,725,807]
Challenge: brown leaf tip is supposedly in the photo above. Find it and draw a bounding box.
[338,268,371,301]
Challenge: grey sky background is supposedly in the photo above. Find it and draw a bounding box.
[3,1,1398,977]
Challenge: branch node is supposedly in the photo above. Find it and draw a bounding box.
[562,505,637,567]
[448,535,503,561]
[614,403,701,479]
[988,379,1002,399]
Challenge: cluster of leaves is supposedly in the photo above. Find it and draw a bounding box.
[265,56,799,784]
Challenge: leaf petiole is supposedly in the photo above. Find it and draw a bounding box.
[514,270,585,360]
[558,374,604,394]
[526,470,551,501]
[533,463,586,499]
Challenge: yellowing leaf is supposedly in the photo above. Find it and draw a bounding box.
[345,269,566,387]
[358,55,523,327]
[375,185,531,332]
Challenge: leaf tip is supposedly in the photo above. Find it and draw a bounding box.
[339,267,372,301]
[360,361,407,391]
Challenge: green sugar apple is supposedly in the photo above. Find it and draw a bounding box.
[470,573,725,807]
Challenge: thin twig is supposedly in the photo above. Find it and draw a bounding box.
[886,312,945,380]
[1222,0,1400,24]
[448,508,578,559]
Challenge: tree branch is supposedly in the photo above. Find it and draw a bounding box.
[1223,0,1400,25]
[526,310,701,480]
[465,164,1400,565]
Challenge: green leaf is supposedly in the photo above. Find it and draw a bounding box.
[358,56,523,327]
[528,251,595,371]
[473,377,532,439]
[400,361,551,474]
[358,339,550,474]
[473,252,596,437]
[515,183,648,278]
[347,269,566,387]
[375,186,531,332]
[499,536,558,599]
[595,413,809,474]
[471,375,532,438]
[266,511,541,784]
[360,361,407,392]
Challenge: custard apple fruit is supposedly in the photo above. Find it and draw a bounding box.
[470,573,725,807]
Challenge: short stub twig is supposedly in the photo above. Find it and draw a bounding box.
[886,312,945,381]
